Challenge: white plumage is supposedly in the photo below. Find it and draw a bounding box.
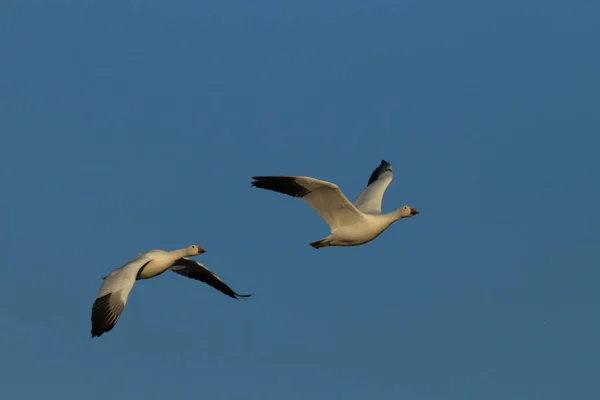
[91,245,250,338]
[251,160,419,248]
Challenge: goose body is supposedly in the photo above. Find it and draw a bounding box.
[91,245,250,338]
[251,160,419,248]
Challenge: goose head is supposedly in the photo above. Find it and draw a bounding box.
[397,205,420,219]
[186,244,206,255]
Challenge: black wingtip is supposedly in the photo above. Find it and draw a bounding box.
[250,177,261,188]
[251,176,268,184]
[249,176,310,198]
[309,238,330,248]
[366,160,393,186]
[251,176,268,188]
[235,293,252,300]
[91,328,106,338]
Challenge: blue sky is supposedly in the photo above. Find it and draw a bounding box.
[1,1,599,399]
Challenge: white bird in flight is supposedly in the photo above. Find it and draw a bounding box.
[251,160,419,248]
[91,245,250,338]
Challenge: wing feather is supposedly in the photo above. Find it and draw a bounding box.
[354,160,394,214]
[91,256,153,338]
[170,258,251,300]
[252,176,363,231]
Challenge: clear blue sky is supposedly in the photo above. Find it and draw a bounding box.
[1,1,599,399]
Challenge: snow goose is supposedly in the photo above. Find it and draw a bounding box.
[91,245,250,337]
[251,160,419,248]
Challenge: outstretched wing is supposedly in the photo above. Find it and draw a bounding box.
[251,175,363,232]
[354,160,394,214]
[91,256,153,338]
[170,258,251,300]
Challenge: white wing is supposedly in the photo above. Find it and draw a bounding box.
[170,258,251,300]
[354,160,393,214]
[252,175,363,232]
[91,255,153,338]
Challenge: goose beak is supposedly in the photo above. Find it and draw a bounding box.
[410,208,420,216]
[198,247,207,254]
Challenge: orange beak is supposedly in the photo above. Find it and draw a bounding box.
[410,208,420,215]
[198,247,207,254]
